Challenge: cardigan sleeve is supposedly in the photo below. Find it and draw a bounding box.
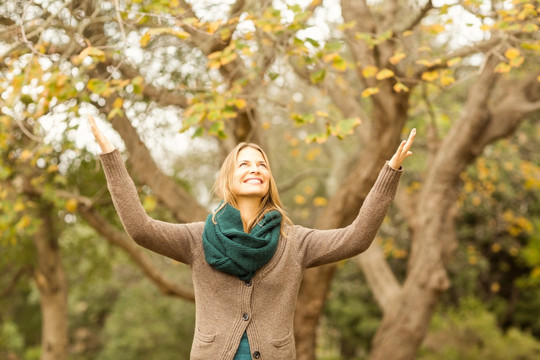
[292,162,402,268]
[99,149,204,265]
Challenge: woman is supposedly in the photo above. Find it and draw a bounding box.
[89,115,415,360]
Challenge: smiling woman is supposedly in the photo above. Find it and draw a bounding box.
[214,144,285,233]
[88,115,414,360]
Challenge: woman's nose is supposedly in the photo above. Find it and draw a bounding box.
[249,165,259,173]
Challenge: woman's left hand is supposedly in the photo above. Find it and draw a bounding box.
[388,128,416,170]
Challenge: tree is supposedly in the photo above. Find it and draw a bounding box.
[1,1,539,359]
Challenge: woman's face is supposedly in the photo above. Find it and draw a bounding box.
[231,147,270,200]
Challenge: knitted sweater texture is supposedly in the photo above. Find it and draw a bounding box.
[99,149,402,360]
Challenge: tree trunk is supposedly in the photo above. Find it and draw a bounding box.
[294,125,404,360]
[368,55,500,360]
[32,204,69,360]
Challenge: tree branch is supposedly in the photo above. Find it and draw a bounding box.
[401,0,433,33]
[78,205,195,302]
[116,61,189,108]
[102,94,209,223]
[0,268,28,298]
[477,72,540,149]
[356,241,402,314]
[413,36,504,78]
[22,182,196,302]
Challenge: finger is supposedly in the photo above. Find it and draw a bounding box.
[403,128,416,152]
[88,115,101,136]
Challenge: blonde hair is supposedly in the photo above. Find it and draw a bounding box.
[212,142,291,233]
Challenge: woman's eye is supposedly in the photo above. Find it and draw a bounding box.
[239,163,248,167]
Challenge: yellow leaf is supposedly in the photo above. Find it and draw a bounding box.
[362,65,378,78]
[510,56,524,68]
[112,97,123,109]
[315,111,329,117]
[361,87,380,97]
[537,75,540,82]
[491,243,501,253]
[440,75,455,86]
[143,195,157,212]
[173,30,190,39]
[234,98,247,109]
[402,30,413,37]
[376,68,395,80]
[393,82,409,93]
[262,122,271,130]
[331,57,347,71]
[208,59,221,69]
[494,62,511,73]
[427,24,445,34]
[220,52,238,66]
[480,24,492,31]
[140,33,152,47]
[446,57,462,67]
[207,51,222,60]
[294,194,306,205]
[14,201,25,212]
[20,149,33,162]
[323,53,339,63]
[389,52,406,65]
[421,71,439,82]
[504,47,520,60]
[65,198,78,213]
[313,197,327,207]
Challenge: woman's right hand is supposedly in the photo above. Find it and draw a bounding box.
[88,115,115,154]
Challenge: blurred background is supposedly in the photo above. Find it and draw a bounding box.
[1,0,539,359]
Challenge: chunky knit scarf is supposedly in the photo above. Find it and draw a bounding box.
[202,203,282,281]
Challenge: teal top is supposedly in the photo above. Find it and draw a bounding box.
[233,332,251,359]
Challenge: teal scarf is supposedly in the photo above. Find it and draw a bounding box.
[202,203,282,281]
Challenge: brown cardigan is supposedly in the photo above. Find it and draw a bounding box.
[100,149,402,360]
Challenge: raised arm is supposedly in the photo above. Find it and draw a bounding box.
[88,116,203,264]
[294,128,416,268]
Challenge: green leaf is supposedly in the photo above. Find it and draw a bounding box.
[292,113,315,125]
[306,38,320,47]
[335,117,361,136]
[310,68,326,84]
[208,121,224,135]
[324,41,343,52]
[87,79,107,95]
[191,127,204,138]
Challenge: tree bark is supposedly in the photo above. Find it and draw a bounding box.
[32,204,69,360]
[294,120,406,360]
[366,55,539,360]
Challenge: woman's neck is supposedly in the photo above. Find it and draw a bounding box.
[236,198,261,232]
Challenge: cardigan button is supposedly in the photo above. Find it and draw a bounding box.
[242,313,249,321]
[253,351,261,358]
[245,279,252,287]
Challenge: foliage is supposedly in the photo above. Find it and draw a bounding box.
[452,120,540,333]
[418,297,540,360]
[96,280,195,360]
[323,261,381,359]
